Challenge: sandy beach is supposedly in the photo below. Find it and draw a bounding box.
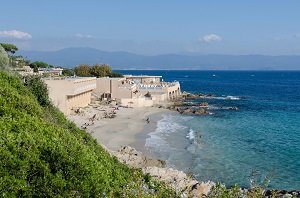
[67,104,214,196]
[68,105,170,151]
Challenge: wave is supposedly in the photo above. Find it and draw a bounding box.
[186,128,195,140]
[201,95,241,100]
[207,105,239,110]
[145,114,190,153]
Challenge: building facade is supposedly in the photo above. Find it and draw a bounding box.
[93,75,181,107]
[44,77,96,114]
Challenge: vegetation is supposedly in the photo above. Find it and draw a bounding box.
[0,70,176,197]
[0,45,9,69]
[74,64,123,78]
[74,64,91,76]
[207,183,242,198]
[62,68,75,76]
[24,75,51,107]
[207,171,271,198]
[29,61,52,72]
[0,43,18,54]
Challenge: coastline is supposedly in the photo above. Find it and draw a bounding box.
[67,104,215,196]
[130,110,175,158]
[67,105,170,152]
[66,103,300,197]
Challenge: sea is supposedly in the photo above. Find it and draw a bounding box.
[117,70,300,190]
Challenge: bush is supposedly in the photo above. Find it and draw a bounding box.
[0,45,9,70]
[109,72,124,78]
[24,75,51,107]
[0,71,177,197]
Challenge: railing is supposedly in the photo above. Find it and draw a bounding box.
[138,84,163,90]
[137,81,179,90]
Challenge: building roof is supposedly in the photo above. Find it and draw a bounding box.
[124,75,162,78]
[43,77,96,82]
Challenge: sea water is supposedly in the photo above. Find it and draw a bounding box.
[118,70,300,190]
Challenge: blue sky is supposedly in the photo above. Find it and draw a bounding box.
[1,0,300,55]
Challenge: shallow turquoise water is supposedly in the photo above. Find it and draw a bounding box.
[118,70,300,190]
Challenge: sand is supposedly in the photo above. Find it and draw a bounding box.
[67,105,215,197]
[67,105,170,151]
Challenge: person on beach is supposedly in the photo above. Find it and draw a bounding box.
[146,117,150,124]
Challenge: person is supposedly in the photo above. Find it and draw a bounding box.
[146,117,150,124]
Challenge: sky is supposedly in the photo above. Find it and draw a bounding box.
[1,0,300,55]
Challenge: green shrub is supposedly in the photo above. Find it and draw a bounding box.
[0,71,177,197]
[24,75,51,107]
[208,183,242,198]
[0,45,9,69]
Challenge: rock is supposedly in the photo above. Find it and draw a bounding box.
[113,146,165,168]
[194,108,207,115]
[183,108,194,114]
[142,166,200,196]
[190,181,215,197]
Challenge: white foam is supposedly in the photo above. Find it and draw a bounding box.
[145,114,189,153]
[226,96,241,100]
[186,128,195,140]
[201,95,241,100]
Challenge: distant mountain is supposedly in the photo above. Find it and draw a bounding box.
[19,47,300,70]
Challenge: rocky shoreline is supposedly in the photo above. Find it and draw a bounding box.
[112,146,215,197]
[158,92,239,116]
[112,146,300,198]
[69,97,300,197]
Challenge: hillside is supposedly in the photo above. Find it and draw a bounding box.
[0,71,176,197]
[19,47,300,70]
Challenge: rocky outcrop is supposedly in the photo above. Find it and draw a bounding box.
[113,146,215,197]
[264,189,300,198]
[177,107,209,115]
[143,166,215,197]
[113,146,165,168]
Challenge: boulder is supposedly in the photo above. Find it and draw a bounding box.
[194,108,208,115]
[114,146,165,168]
[190,181,215,197]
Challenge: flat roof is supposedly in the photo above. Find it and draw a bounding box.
[43,77,96,82]
[97,77,125,81]
[124,75,162,78]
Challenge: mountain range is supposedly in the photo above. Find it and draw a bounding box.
[19,47,300,70]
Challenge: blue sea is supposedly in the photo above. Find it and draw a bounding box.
[118,70,300,190]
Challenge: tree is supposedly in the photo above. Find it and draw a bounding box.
[0,45,9,70]
[99,64,112,76]
[74,64,91,77]
[90,64,113,77]
[29,61,49,69]
[109,72,123,78]
[90,64,105,77]
[62,68,75,76]
[0,43,18,54]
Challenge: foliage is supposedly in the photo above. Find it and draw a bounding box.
[90,64,111,77]
[74,64,91,77]
[74,64,123,78]
[9,55,29,68]
[0,43,18,54]
[207,183,242,198]
[62,68,75,76]
[109,72,124,78]
[23,75,51,107]
[29,61,49,69]
[0,45,9,69]
[0,71,176,197]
